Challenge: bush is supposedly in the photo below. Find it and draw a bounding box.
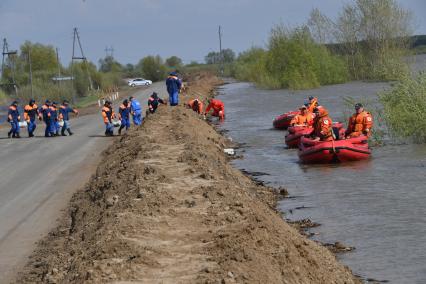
[18,80,74,104]
[136,56,167,82]
[379,73,426,142]
[233,26,348,90]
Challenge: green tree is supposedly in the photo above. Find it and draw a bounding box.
[136,55,167,82]
[98,55,123,73]
[336,0,413,80]
[222,48,236,63]
[205,51,220,64]
[165,56,183,68]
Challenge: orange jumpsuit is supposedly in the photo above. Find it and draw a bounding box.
[345,111,373,138]
[187,99,204,114]
[290,112,314,126]
[308,97,318,113]
[313,107,333,141]
[102,106,115,124]
[205,99,225,120]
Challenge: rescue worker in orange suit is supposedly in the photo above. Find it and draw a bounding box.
[345,103,373,138]
[307,96,319,113]
[147,92,166,114]
[49,102,60,136]
[118,99,131,135]
[24,99,39,137]
[102,100,115,136]
[312,106,333,141]
[40,100,52,137]
[186,99,204,114]
[204,98,225,120]
[290,105,314,127]
[7,101,21,138]
[59,100,79,136]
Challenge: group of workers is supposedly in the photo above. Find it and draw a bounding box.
[186,98,225,120]
[7,99,78,138]
[290,96,373,141]
[101,90,225,136]
[7,71,225,138]
[101,91,174,136]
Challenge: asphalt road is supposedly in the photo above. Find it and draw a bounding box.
[0,82,166,282]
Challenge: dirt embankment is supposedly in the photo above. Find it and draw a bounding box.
[15,73,359,283]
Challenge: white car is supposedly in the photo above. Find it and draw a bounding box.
[128,78,152,87]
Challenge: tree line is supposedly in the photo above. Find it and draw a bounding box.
[0,41,185,104]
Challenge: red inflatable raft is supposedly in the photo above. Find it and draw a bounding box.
[273,111,298,130]
[285,122,344,148]
[285,126,313,148]
[298,135,371,163]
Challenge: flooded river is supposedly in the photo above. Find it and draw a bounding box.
[217,79,426,283]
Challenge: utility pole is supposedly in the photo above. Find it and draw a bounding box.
[28,47,33,98]
[218,26,224,75]
[1,38,18,95]
[105,46,114,58]
[71,27,93,103]
[56,47,61,86]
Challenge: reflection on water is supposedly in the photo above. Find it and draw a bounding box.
[217,80,426,284]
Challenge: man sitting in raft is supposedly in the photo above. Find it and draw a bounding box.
[345,103,373,138]
[312,106,333,141]
[186,99,204,114]
[290,105,314,127]
[204,98,225,120]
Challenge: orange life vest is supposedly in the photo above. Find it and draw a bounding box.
[346,111,373,137]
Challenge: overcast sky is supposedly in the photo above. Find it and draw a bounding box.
[1,0,425,66]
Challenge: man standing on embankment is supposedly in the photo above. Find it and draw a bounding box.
[166,71,181,106]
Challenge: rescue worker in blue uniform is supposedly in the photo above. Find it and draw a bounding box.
[166,71,182,106]
[118,99,131,135]
[40,100,52,137]
[49,102,60,136]
[59,100,79,136]
[7,101,21,138]
[24,99,39,137]
[129,96,142,125]
[147,92,166,114]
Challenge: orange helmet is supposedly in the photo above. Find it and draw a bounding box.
[314,105,328,118]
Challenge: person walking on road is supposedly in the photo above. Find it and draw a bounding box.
[166,71,181,106]
[49,102,60,136]
[204,98,225,120]
[59,100,79,136]
[23,99,39,137]
[118,99,131,135]
[129,96,143,125]
[7,101,21,138]
[40,100,52,137]
[102,100,115,136]
[148,92,166,114]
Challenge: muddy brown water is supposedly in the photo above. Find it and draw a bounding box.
[216,75,426,283]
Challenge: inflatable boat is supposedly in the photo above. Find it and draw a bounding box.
[298,135,371,163]
[285,122,344,148]
[273,111,298,130]
[285,126,313,148]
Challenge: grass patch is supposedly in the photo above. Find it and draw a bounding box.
[379,73,426,143]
